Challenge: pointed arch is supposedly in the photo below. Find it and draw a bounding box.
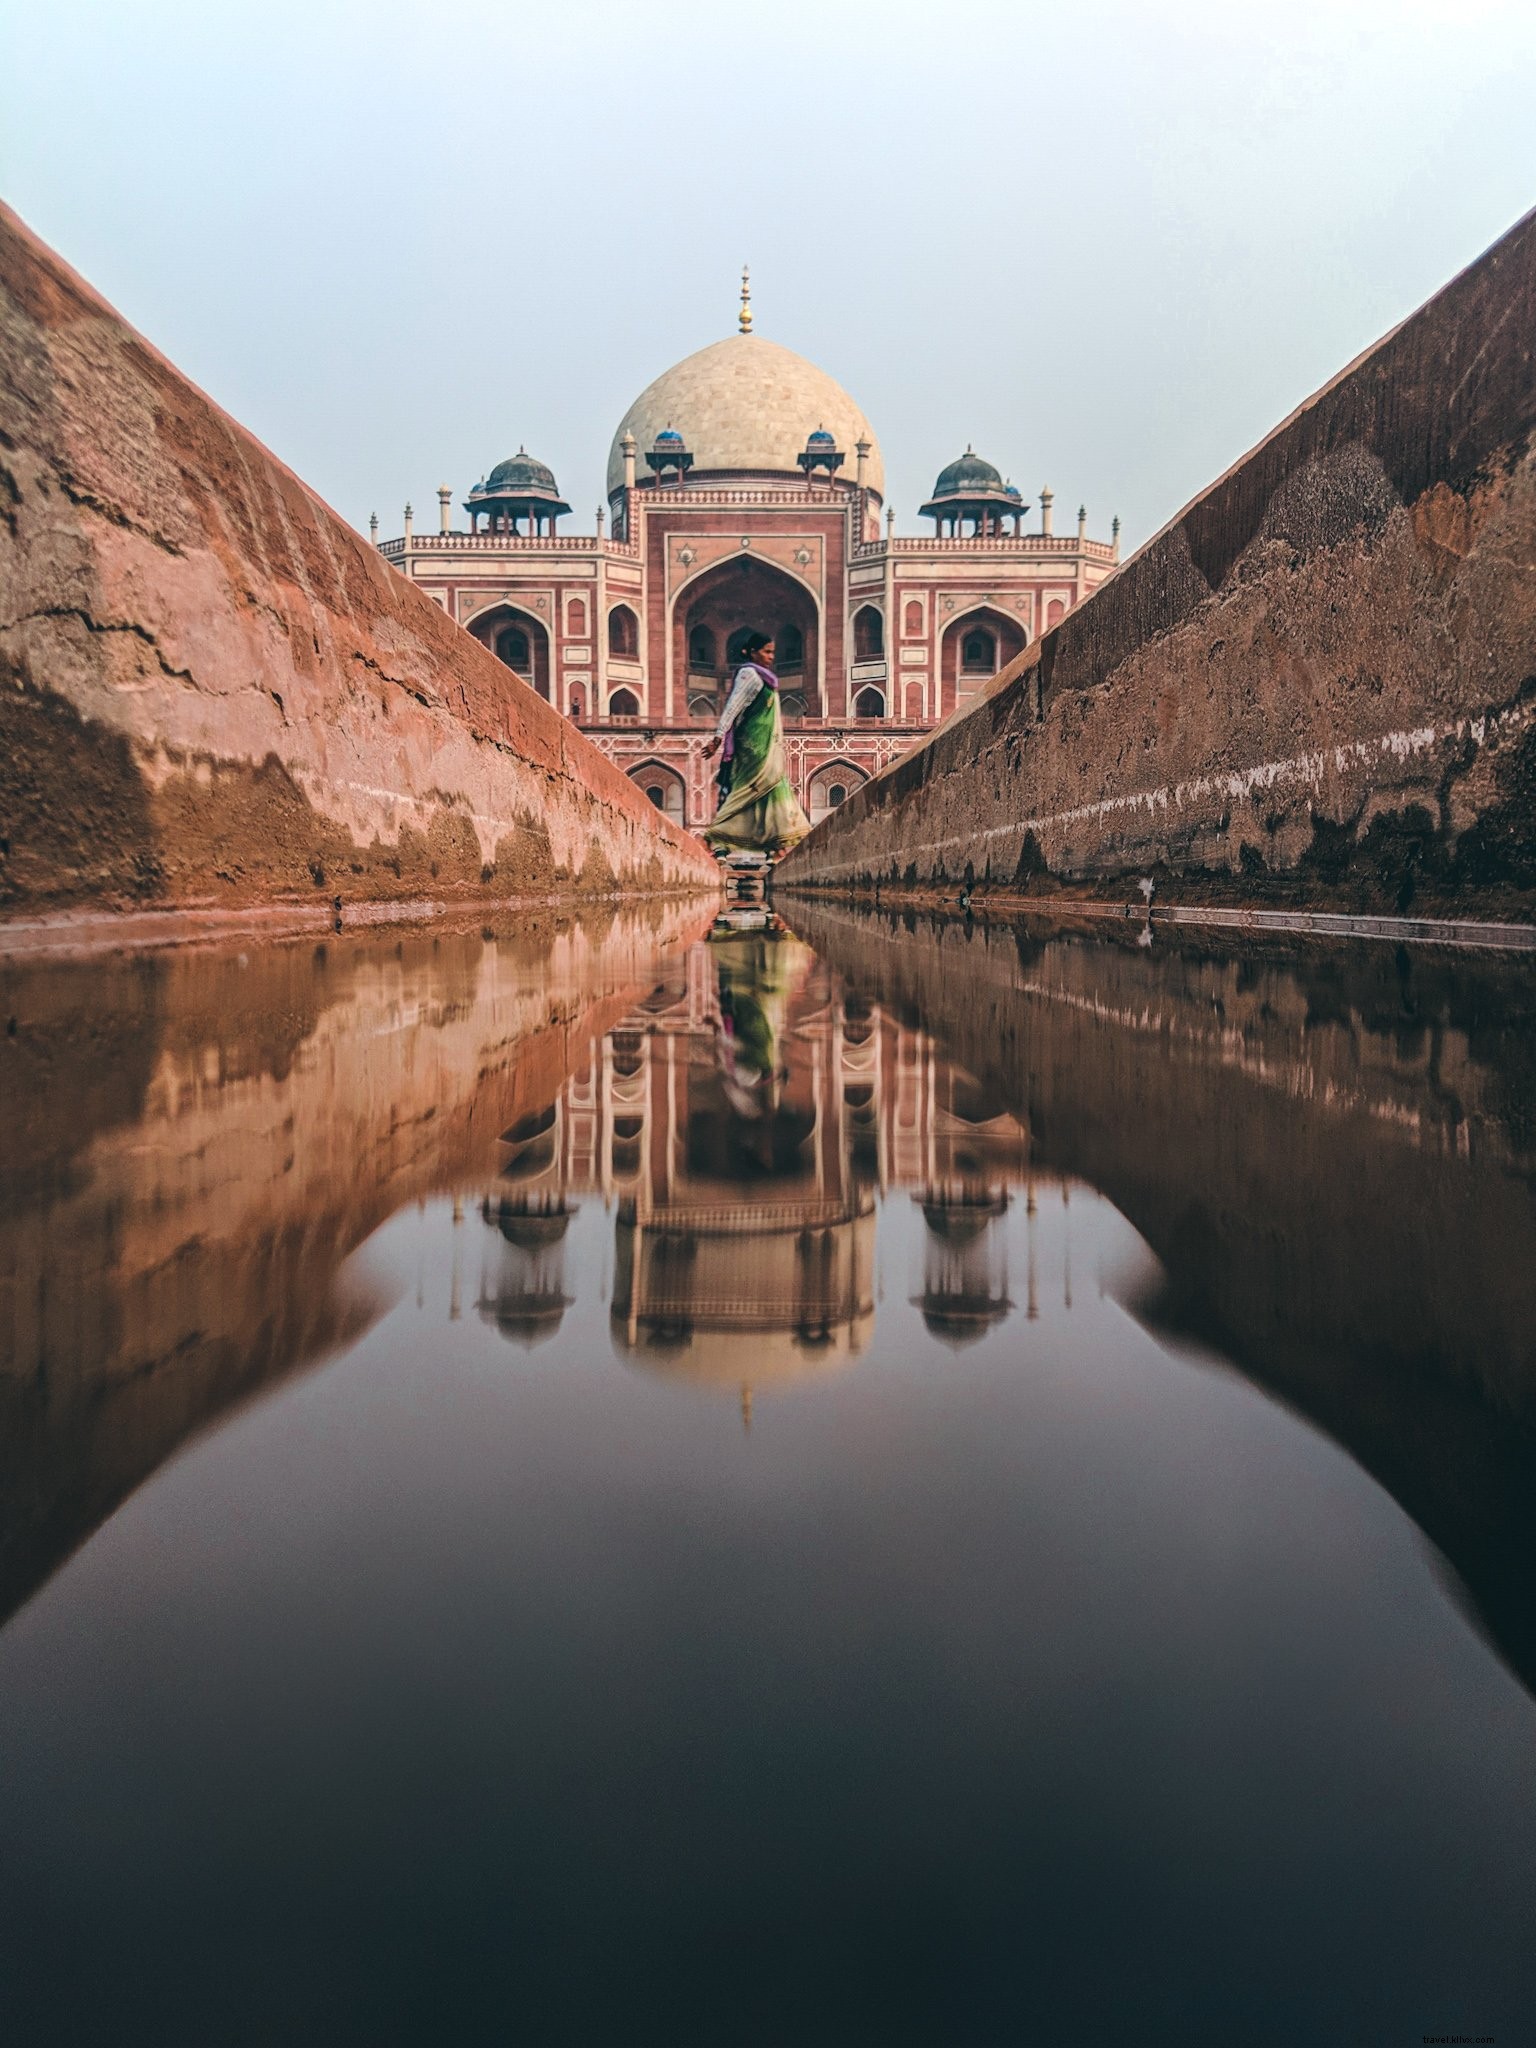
[466,601,552,702]
[626,759,685,826]
[807,758,869,825]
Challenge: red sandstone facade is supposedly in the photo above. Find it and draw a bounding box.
[378,297,1118,831]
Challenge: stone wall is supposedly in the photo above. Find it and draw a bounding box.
[781,208,1536,924]
[0,204,718,925]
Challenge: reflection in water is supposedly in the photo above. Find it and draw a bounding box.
[479,915,1039,1400]
[3,901,1536,2040]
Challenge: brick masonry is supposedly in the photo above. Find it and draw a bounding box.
[779,208,1536,925]
[0,204,719,927]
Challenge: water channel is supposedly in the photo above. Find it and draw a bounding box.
[2,899,1534,2042]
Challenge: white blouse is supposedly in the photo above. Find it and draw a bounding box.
[714,664,766,740]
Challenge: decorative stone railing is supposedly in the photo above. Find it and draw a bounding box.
[379,533,641,559]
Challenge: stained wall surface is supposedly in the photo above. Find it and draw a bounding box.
[780,209,1536,923]
[0,205,718,923]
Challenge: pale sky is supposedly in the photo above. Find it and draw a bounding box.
[3,0,1533,553]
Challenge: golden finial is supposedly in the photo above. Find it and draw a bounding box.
[738,264,753,334]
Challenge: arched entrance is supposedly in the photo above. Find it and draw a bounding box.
[675,556,819,724]
[468,603,552,702]
[807,760,868,827]
[939,604,1026,717]
[628,760,685,826]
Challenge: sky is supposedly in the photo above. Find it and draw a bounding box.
[2,0,1534,554]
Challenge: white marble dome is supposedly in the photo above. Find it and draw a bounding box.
[606,333,884,497]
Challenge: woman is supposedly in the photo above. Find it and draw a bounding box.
[701,633,810,858]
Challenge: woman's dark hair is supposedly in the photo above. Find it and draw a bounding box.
[741,631,772,659]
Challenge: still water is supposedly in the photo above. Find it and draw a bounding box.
[2,899,1535,2044]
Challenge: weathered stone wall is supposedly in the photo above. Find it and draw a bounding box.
[781,209,1536,923]
[0,204,718,924]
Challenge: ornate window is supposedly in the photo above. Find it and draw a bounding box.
[853,606,884,661]
[608,687,641,719]
[827,783,848,808]
[854,686,886,719]
[778,622,805,673]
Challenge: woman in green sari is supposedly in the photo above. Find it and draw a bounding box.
[701,634,810,857]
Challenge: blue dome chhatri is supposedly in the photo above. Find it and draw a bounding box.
[807,428,836,446]
[655,427,684,443]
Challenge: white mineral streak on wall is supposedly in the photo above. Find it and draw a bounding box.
[803,701,1536,880]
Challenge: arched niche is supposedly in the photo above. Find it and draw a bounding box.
[807,759,868,826]
[609,603,640,659]
[938,603,1027,718]
[608,687,642,720]
[628,759,685,826]
[853,604,884,661]
[853,686,886,719]
[673,554,820,723]
[467,603,552,702]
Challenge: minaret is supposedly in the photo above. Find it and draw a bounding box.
[1039,486,1053,538]
[438,484,452,535]
[1112,515,1121,559]
[1077,504,1087,542]
[403,501,413,545]
[368,512,379,547]
[738,264,753,334]
[621,430,637,493]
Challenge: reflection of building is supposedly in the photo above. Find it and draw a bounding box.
[378,273,1119,829]
[480,932,1052,1394]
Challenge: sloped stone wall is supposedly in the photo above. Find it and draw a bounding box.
[781,208,1536,924]
[0,204,718,924]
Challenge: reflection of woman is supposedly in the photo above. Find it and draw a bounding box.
[701,633,811,858]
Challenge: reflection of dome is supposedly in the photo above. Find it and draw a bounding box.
[920,1187,1009,1242]
[478,1296,571,1349]
[485,1197,575,1249]
[608,335,884,496]
[918,1296,1013,1349]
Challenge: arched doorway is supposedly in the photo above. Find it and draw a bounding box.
[808,760,868,827]
[468,603,552,702]
[675,556,819,725]
[628,760,685,826]
[939,605,1026,717]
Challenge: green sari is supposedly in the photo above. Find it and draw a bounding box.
[705,671,810,855]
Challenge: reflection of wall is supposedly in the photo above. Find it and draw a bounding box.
[0,901,714,1627]
[789,898,1536,1692]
